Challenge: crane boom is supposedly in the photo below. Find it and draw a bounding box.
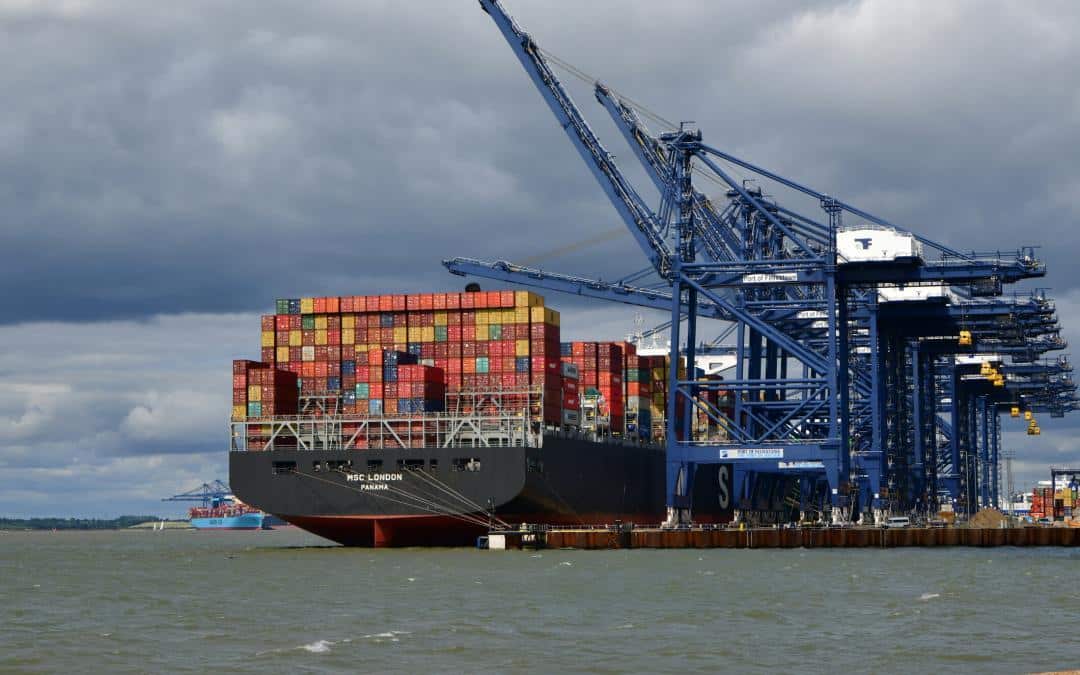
[479,0,672,276]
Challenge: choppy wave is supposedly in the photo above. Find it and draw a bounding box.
[300,639,333,653]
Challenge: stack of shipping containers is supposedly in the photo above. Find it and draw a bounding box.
[236,289,743,445]
[561,342,625,435]
[232,359,299,447]
[242,290,563,429]
[560,362,581,427]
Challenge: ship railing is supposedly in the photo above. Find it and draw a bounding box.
[229,409,544,452]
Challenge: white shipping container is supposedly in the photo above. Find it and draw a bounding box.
[560,361,579,380]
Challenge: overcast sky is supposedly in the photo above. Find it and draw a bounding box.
[1,0,1078,517]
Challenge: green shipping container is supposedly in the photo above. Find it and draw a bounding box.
[476,357,489,374]
[356,383,369,399]
[435,326,448,342]
[247,402,262,417]
[302,315,315,330]
[276,299,289,314]
[489,324,502,340]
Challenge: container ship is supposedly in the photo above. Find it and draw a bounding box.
[228,289,733,546]
[189,496,270,530]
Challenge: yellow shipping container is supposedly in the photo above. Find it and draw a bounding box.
[315,329,328,346]
[261,331,275,347]
[393,327,407,343]
[342,315,355,329]
[530,306,545,323]
[514,290,543,307]
[354,344,367,354]
[232,405,247,421]
[315,315,328,330]
[476,328,488,342]
[434,311,448,326]
[502,309,515,323]
[516,339,530,357]
[300,297,314,314]
[289,330,302,347]
[514,307,530,323]
[342,328,355,345]
[248,385,261,402]
[276,346,289,363]
[476,311,488,326]
[408,327,422,342]
[422,326,435,342]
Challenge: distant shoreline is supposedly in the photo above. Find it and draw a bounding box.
[0,516,183,531]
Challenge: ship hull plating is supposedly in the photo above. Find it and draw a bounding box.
[230,434,682,547]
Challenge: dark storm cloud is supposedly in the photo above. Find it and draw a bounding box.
[4,0,1077,324]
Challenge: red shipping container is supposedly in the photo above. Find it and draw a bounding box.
[486,291,501,307]
[500,290,515,307]
[461,292,476,309]
[276,330,289,344]
[420,293,434,310]
[433,293,447,310]
[326,297,340,313]
[328,330,340,346]
[302,362,315,378]
[232,374,246,388]
[407,294,421,311]
[302,329,315,345]
[313,297,326,313]
[261,315,275,331]
[392,295,406,311]
[288,315,302,330]
[232,388,246,405]
[261,347,275,363]
[341,296,354,313]
[275,315,290,330]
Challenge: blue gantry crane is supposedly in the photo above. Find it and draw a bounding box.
[446,0,1075,525]
[163,480,232,508]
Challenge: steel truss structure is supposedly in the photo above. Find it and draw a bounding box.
[443,0,1077,524]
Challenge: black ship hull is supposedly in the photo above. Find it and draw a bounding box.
[230,434,693,546]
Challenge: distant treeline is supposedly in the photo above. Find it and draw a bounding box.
[0,516,161,530]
